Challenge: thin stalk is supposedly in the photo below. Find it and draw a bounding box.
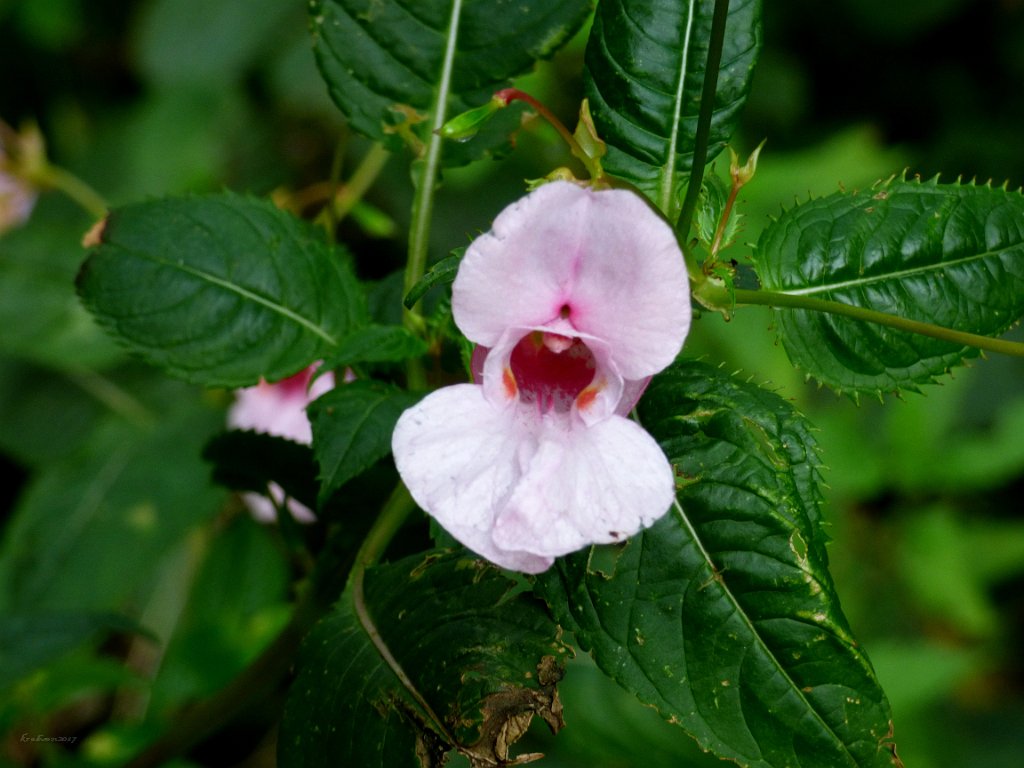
[403,0,464,318]
[348,484,454,741]
[676,0,731,235]
[37,164,108,219]
[732,287,1024,358]
[494,88,602,180]
[331,143,390,222]
[66,369,155,426]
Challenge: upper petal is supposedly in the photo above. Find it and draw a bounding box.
[453,181,690,379]
[491,414,676,558]
[391,384,553,573]
[453,182,591,346]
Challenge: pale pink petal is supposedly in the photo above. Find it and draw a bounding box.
[491,415,675,558]
[452,182,592,346]
[391,384,553,573]
[452,181,691,379]
[228,367,336,445]
[565,189,691,379]
[242,484,317,524]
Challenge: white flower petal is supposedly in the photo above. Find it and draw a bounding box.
[492,414,675,558]
[391,384,553,573]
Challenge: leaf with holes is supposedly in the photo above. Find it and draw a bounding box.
[77,193,366,388]
[754,177,1024,396]
[309,0,592,163]
[535,360,899,768]
[278,550,570,768]
[585,0,762,216]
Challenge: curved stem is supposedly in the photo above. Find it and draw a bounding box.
[348,483,455,742]
[731,287,1024,357]
[37,164,108,219]
[331,143,390,223]
[676,0,730,231]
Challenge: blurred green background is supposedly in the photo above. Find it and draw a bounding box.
[2,0,1023,766]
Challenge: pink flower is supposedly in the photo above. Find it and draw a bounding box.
[228,365,335,523]
[392,181,691,573]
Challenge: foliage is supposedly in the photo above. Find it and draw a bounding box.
[1,1,1022,767]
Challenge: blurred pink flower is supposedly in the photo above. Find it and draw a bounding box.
[0,147,36,234]
[228,365,335,523]
[393,181,691,573]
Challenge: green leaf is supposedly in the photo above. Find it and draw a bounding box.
[308,382,421,504]
[584,0,762,215]
[754,177,1024,396]
[203,430,319,511]
[403,250,463,309]
[278,550,569,768]
[0,612,142,692]
[77,193,367,388]
[309,0,592,161]
[0,203,123,370]
[0,404,225,614]
[536,360,898,768]
[325,324,429,368]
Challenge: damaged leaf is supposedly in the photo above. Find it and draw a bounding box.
[278,550,569,767]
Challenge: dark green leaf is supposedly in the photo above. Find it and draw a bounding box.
[325,324,429,368]
[536,360,898,768]
[77,193,366,388]
[585,0,762,215]
[404,250,463,309]
[279,550,569,768]
[203,430,319,511]
[0,612,143,691]
[308,382,421,504]
[755,177,1024,395]
[309,0,592,162]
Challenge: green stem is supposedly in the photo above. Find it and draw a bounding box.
[730,287,1024,358]
[676,0,730,234]
[66,369,155,426]
[331,143,390,223]
[403,0,463,320]
[36,164,108,219]
[347,484,454,740]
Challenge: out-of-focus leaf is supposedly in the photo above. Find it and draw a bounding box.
[536,360,898,768]
[77,193,367,388]
[278,550,569,767]
[309,0,592,163]
[0,612,142,691]
[132,0,298,88]
[308,382,421,504]
[754,177,1024,396]
[0,404,225,614]
[584,0,762,215]
[0,205,122,370]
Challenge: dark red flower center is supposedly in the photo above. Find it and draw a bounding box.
[509,332,596,412]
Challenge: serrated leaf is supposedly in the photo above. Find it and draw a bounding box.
[308,382,421,504]
[309,0,592,163]
[585,0,762,215]
[278,550,569,768]
[754,177,1024,395]
[202,430,319,511]
[536,360,898,768]
[77,193,367,388]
